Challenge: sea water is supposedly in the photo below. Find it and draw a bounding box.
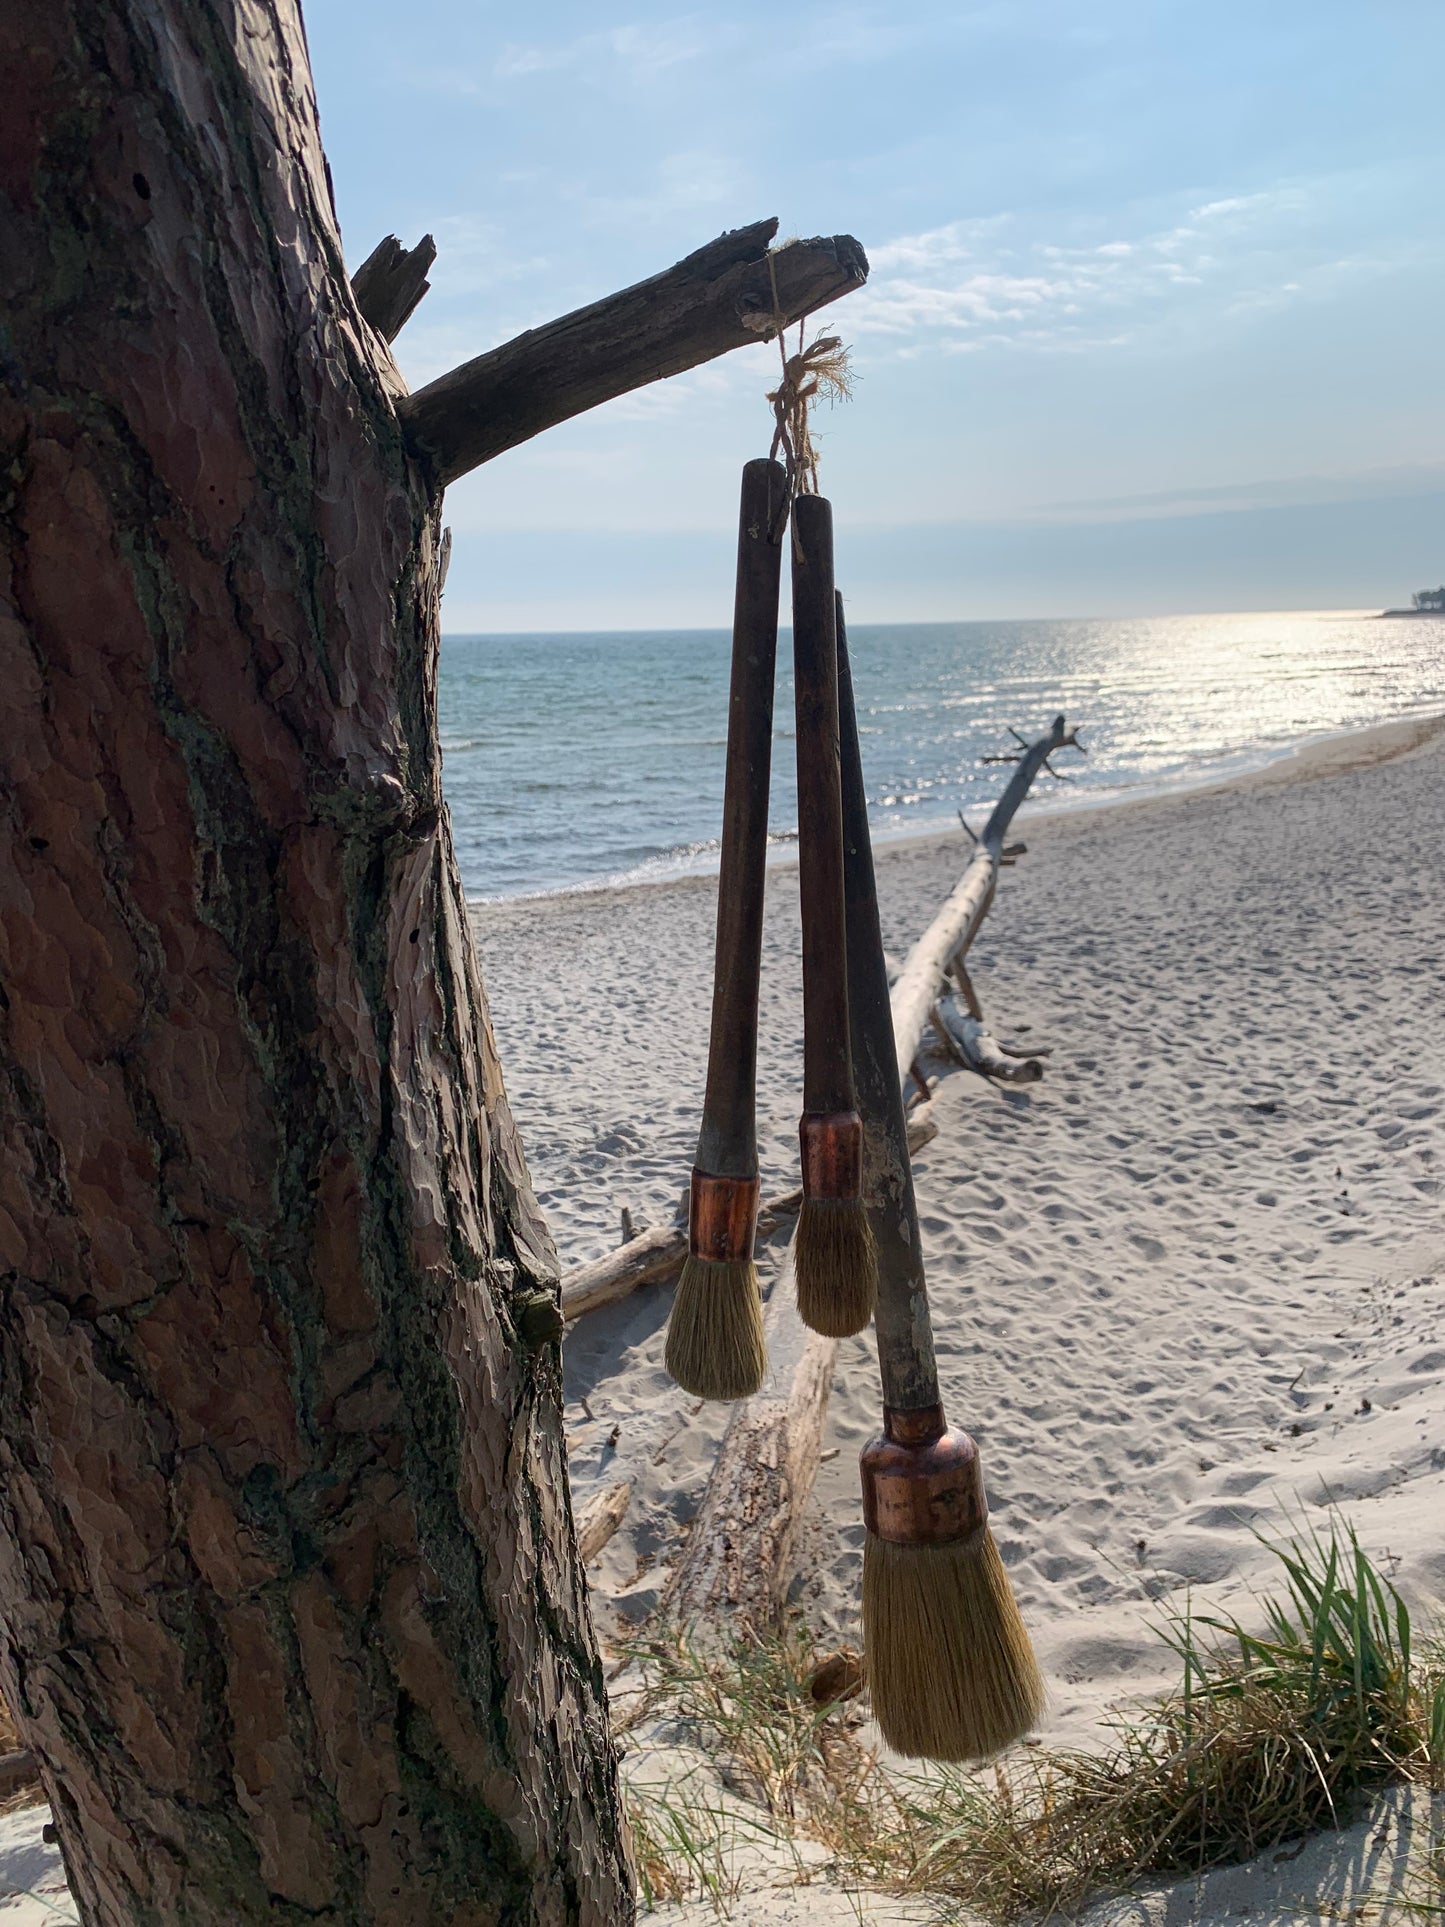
[438,612,1445,901]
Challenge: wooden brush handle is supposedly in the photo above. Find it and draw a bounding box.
[837,596,942,1414]
[695,458,787,1178]
[792,494,856,1119]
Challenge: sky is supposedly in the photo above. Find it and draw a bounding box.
[303,0,1444,629]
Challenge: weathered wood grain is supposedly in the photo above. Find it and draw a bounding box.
[351,232,437,341]
[399,222,869,484]
[575,1481,632,1564]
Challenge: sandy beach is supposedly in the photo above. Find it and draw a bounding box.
[475,710,1445,1913]
[477,701,1445,1726]
[6,715,1442,1922]
[476,712,1445,1658]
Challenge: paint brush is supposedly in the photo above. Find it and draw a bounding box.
[790,495,876,1338]
[837,593,1044,1759]
[664,458,785,1400]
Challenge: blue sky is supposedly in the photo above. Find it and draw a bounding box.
[305,0,1444,627]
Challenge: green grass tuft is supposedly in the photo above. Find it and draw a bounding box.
[620,1523,1445,1921]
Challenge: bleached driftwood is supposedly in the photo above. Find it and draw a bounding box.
[575,1480,632,1564]
[889,715,1075,1067]
[558,1106,937,1323]
[665,718,1072,1624]
[561,1225,687,1322]
[931,992,1044,1084]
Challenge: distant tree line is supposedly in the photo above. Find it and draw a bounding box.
[1412,586,1445,610]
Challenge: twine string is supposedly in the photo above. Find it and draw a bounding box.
[761,252,853,549]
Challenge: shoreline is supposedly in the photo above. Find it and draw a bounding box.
[472,707,1445,922]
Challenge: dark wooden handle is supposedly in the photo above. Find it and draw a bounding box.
[792,494,856,1118]
[695,458,787,1176]
[837,596,942,1414]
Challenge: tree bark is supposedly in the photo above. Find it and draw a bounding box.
[0,5,633,1922]
[351,233,437,343]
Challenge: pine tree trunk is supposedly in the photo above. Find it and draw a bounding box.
[0,4,634,1921]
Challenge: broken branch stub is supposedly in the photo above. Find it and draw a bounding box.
[351,233,437,342]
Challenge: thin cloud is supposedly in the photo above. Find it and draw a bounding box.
[1035,461,1445,522]
[494,19,712,83]
[852,182,1371,353]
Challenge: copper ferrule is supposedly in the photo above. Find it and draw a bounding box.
[798,1110,863,1201]
[859,1405,988,1548]
[689,1170,759,1265]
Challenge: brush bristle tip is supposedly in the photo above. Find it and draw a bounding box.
[794,1195,877,1337]
[664,1255,766,1401]
[863,1528,1045,1762]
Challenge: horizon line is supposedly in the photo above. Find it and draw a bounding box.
[440,605,1399,639]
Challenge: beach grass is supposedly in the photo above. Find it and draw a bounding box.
[627,1780,745,1910]
[621,1522,1445,1917]
[1362,1828,1445,1923]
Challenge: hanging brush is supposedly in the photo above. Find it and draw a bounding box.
[665,457,786,1401]
[790,494,876,1339]
[836,594,1045,1759]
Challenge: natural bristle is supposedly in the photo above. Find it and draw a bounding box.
[863,1527,1045,1761]
[664,1256,766,1401]
[794,1195,876,1337]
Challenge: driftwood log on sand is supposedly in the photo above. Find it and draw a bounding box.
[0,1746,37,1797]
[562,1225,689,1323]
[666,717,1075,1624]
[575,1481,632,1564]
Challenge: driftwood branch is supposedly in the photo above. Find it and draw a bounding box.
[665,1301,836,1626]
[399,219,869,485]
[575,1480,632,1564]
[932,993,1044,1083]
[939,961,1042,1082]
[351,233,436,342]
[558,1107,937,1323]
[889,714,1073,1068]
[561,1224,687,1323]
[665,718,1073,1625]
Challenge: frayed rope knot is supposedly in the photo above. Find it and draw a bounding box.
[767,331,853,502]
[761,251,854,548]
